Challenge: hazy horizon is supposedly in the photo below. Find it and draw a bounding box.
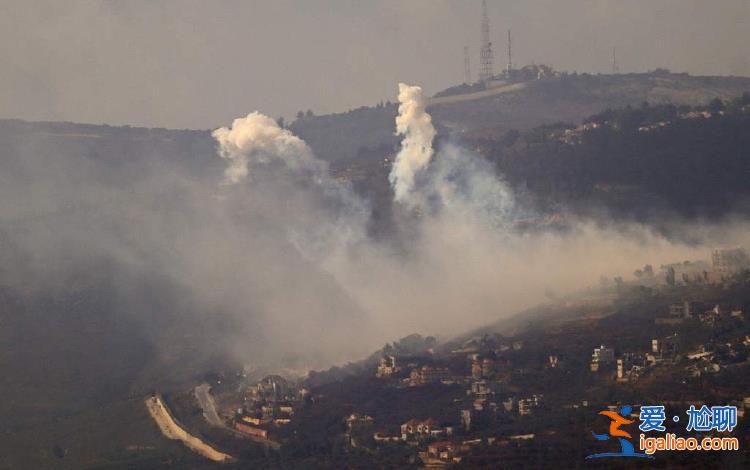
[2,0,749,129]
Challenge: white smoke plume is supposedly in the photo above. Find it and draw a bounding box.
[386,83,519,227]
[213,111,369,283]
[212,111,323,184]
[388,83,436,203]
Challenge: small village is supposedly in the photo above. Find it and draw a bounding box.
[546,93,750,146]
[159,247,750,467]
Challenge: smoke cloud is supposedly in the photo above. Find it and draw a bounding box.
[212,112,320,184]
[1,83,749,383]
[213,111,369,272]
[388,83,436,203]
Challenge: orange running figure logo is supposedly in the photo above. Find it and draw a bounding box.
[586,405,653,459]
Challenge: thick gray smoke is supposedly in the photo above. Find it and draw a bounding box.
[204,86,749,353]
[2,83,749,381]
[0,117,374,374]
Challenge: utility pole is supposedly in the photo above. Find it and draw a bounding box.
[464,46,471,84]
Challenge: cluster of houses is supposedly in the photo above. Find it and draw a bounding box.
[554,121,602,145]
[400,418,454,441]
[376,355,455,386]
[409,365,451,386]
[685,335,750,377]
[590,332,683,380]
[517,395,544,416]
[592,294,748,383]
[356,299,747,464]
[363,335,547,464]
[347,249,750,464]
[589,345,615,372]
[357,409,537,466]
[353,407,542,466]
[655,298,744,326]
[552,105,749,145]
[233,375,308,441]
[375,355,398,378]
[366,417,455,445]
[591,333,681,380]
[664,248,749,288]
[421,440,469,466]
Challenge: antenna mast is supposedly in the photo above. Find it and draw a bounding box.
[464,46,471,84]
[612,47,619,74]
[479,0,494,82]
[507,29,512,76]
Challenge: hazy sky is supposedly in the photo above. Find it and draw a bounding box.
[1,0,748,128]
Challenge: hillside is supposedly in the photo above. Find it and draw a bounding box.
[473,95,750,222]
[326,92,750,233]
[290,71,750,163]
[1,72,749,467]
[215,276,750,468]
[0,118,373,468]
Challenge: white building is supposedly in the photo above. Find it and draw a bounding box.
[591,345,615,372]
[712,248,750,277]
[376,355,398,378]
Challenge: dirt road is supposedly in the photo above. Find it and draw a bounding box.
[145,395,233,463]
[195,383,224,427]
[427,82,527,107]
